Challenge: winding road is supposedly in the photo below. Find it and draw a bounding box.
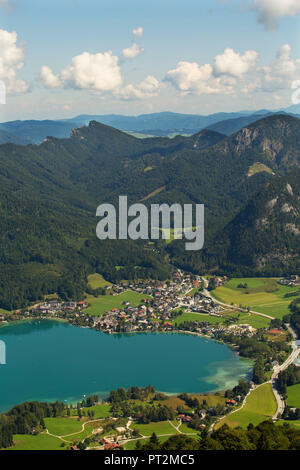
[201,278,300,429]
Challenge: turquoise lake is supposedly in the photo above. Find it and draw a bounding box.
[0,320,253,412]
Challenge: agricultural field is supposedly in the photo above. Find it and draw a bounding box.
[129,420,179,437]
[173,312,224,326]
[212,278,294,319]
[7,433,64,451]
[87,403,111,418]
[216,383,277,429]
[191,393,226,408]
[43,417,84,436]
[173,309,270,329]
[178,422,197,434]
[85,290,151,316]
[286,384,300,408]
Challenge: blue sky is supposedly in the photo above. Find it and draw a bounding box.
[1,0,300,120]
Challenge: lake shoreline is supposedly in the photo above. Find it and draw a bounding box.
[0,319,253,413]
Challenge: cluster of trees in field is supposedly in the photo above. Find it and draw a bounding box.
[0,401,66,448]
[136,420,300,450]
[277,365,300,398]
[286,298,300,337]
[108,385,156,403]
[213,331,291,384]
[0,393,102,449]
[107,385,175,423]
[224,379,250,398]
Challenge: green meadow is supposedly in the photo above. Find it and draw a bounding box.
[173,310,270,329]
[212,278,294,319]
[217,383,277,429]
[85,290,151,316]
[286,384,300,408]
[129,420,179,437]
[87,273,112,289]
[44,417,84,436]
[7,433,63,451]
[87,403,111,418]
[276,420,300,430]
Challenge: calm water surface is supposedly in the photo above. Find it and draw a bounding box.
[0,320,252,412]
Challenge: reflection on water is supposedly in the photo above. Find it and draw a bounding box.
[0,319,66,336]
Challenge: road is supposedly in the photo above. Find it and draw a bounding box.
[210,330,300,432]
[271,325,300,419]
[202,278,300,427]
[201,278,275,320]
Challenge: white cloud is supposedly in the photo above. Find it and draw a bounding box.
[40,50,123,92]
[164,49,256,95]
[214,48,259,78]
[165,62,216,94]
[122,42,144,60]
[40,65,62,89]
[0,29,29,94]
[122,26,144,60]
[133,26,143,38]
[251,0,300,31]
[115,75,160,100]
[243,44,300,93]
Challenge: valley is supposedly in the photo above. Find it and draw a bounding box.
[1,113,300,451]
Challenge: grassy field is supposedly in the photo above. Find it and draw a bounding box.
[276,420,300,429]
[87,273,112,289]
[174,312,224,326]
[178,422,197,434]
[87,403,111,418]
[130,420,179,437]
[173,310,270,329]
[248,162,274,177]
[286,384,300,408]
[85,290,151,316]
[212,278,294,319]
[216,383,277,429]
[43,417,83,436]
[8,433,64,450]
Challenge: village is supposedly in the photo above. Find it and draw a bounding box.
[0,270,257,339]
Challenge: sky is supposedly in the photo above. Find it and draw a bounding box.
[1,0,300,121]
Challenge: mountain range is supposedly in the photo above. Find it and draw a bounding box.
[0,113,299,309]
[1,108,300,145]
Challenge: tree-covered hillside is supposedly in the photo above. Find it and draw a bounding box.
[0,114,300,308]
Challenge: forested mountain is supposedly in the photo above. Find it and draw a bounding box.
[1,110,299,144]
[0,114,300,309]
[177,170,300,277]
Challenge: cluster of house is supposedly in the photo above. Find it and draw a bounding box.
[279,275,300,287]
[211,276,229,288]
[1,269,260,339]
[0,269,260,341]
[31,300,88,315]
[226,324,257,335]
[88,272,228,333]
[99,439,122,451]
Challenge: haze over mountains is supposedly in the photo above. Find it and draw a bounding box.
[1,107,300,145]
[0,113,299,309]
